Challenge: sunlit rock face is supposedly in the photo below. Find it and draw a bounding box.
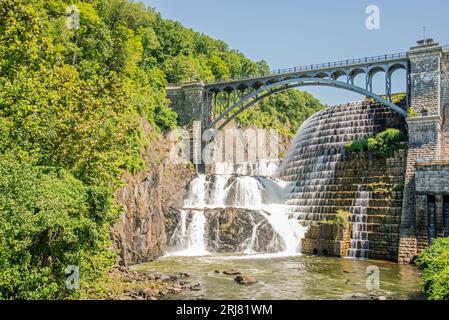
[112,123,194,266]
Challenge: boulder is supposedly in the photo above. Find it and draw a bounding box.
[234,275,257,285]
[223,269,241,276]
[190,284,202,291]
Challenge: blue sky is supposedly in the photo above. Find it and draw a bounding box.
[143,0,449,105]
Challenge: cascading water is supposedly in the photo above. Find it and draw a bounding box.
[278,102,402,225]
[168,161,306,256]
[347,186,371,259]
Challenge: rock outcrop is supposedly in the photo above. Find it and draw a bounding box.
[111,122,194,266]
[166,208,284,253]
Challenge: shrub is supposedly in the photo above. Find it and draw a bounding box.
[335,210,352,226]
[0,154,117,299]
[324,210,352,226]
[345,139,369,152]
[367,128,407,158]
[416,238,449,300]
[345,129,407,158]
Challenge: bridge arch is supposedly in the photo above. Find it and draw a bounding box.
[208,77,407,130]
[331,70,347,81]
[348,68,366,84]
[387,62,407,75]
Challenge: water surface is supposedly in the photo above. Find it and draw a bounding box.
[134,254,422,300]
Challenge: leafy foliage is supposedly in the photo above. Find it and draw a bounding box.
[345,129,407,158]
[344,138,369,153]
[237,89,326,136]
[323,210,351,226]
[0,153,117,299]
[1,0,307,299]
[367,129,407,158]
[416,238,449,300]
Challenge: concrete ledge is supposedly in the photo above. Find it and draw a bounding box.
[406,115,441,123]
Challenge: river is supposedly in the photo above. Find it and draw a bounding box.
[134,253,421,300]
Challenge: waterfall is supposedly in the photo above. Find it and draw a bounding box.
[278,102,400,225]
[168,161,305,256]
[184,175,207,207]
[185,210,208,255]
[347,186,371,259]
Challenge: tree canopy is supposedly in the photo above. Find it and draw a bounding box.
[0,0,325,299]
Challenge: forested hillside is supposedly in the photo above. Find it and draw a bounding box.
[0,0,324,299]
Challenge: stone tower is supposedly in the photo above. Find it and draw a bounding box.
[398,39,449,263]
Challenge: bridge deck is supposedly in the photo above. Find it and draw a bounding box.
[205,52,408,89]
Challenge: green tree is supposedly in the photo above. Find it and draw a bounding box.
[0,153,117,299]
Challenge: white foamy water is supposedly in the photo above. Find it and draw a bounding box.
[347,186,371,259]
[168,161,306,257]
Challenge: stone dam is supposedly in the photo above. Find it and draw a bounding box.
[164,100,418,262]
[163,39,449,264]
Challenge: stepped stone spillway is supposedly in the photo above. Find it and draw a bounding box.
[280,101,407,261]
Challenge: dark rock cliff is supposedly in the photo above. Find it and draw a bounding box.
[111,123,194,266]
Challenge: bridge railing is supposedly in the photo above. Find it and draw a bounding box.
[268,52,407,75]
[207,52,407,86]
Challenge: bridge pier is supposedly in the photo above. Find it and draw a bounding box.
[166,81,211,128]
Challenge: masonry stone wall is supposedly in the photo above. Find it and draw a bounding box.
[416,163,449,193]
[300,148,407,261]
[408,44,441,116]
[302,224,351,257]
[440,52,449,158]
[167,82,208,126]
[441,52,449,124]
[398,40,448,264]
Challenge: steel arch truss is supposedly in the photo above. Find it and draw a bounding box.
[206,77,408,130]
[204,60,409,130]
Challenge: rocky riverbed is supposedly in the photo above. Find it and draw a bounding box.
[105,266,202,300]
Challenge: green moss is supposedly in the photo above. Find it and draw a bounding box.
[324,210,352,227]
